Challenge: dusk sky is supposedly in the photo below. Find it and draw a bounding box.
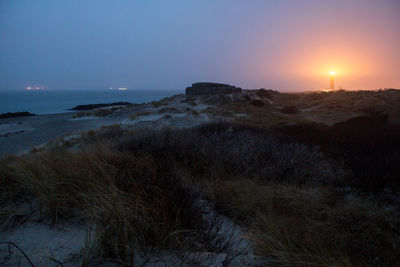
[1,0,399,91]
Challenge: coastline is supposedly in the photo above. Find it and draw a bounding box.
[0,89,183,115]
[1,87,400,156]
[1,86,400,266]
[0,93,211,156]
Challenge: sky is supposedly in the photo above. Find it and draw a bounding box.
[0,0,399,91]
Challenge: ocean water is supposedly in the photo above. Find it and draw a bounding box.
[0,89,183,115]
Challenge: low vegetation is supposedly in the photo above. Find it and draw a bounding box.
[200,107,216,114]
[70,102,132,111]
[180,97,197,107]
[150,100,168,108]
[73,107,121,118]
[277,115,400,192]
[129,112,152,120]
[0,112,36,119]
[280,105,299,114]
[0,127,239,265]
[157,107,183,114]
[1,119,399,265]
[250,100,265,107]
[183,108,200,116]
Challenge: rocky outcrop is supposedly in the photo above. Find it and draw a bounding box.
[186,82,242,96]
[0,112,35,119]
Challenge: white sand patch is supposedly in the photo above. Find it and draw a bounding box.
[198,200,259,266]
[133,251,229,267]
[161,113,214,124]
[0,222,87,266]
[192,103,212,111]
[123,114,165,124]
[0,122,33,136]
[68,116,101,120]
[264,98,273,104]
[130,200,259,266]
[17,142,47,155]
[62,134,81,142]
[300,107,318,112]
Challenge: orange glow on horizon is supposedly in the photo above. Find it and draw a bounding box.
[301,46,372,78]
[248,37,396,90]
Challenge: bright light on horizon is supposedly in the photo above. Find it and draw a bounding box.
[26,86,45,90]
[330,71,336,76]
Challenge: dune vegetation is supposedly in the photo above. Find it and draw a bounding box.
[72,107,123,118]
[1,115,399,265]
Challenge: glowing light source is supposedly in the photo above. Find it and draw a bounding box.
[329,71,335,90]
[26,86,45,90]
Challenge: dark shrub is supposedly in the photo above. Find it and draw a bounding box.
[280,106,299,114]
[277,116,400,192]
[250,100,265,107]
[116,122,335,185]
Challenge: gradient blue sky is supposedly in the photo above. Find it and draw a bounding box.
[1,0,399,91]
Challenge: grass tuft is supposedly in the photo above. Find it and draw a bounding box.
[1,121,399,265]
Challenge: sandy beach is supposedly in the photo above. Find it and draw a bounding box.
[0,94,215,156]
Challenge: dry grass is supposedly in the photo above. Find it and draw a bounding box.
[232,89,400,126]
[162,114,172,119]
[1,122,399,265]
[129,111,152,120]
[200,107,216,114]
[234,111,293,129]
[0,148,236,265]
[181,97,197,107]
[150,100,168,108]
[73,107,121,118]
[206,179,399,266]
[157,107,183,114]
[188,109,200,116]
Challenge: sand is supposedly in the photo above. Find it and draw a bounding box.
[0,95,215,156]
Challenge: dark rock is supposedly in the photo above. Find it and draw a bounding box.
[0,112,36,119]
[70,102,132,111]
[186,82,242,96]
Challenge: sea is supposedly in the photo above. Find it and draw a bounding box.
[0,89,183,115]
